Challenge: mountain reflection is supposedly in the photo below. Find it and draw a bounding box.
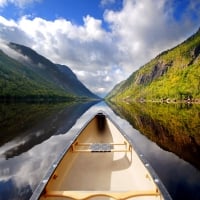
[108,101,200,170]
[0,101,98,159]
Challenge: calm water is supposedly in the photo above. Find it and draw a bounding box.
[0,101,200,200]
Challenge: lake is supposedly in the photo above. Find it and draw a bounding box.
[0,101,200,200]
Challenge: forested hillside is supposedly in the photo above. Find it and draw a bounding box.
[0,42,99,101]
[106,28,200,102]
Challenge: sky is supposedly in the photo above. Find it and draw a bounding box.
[0,0,199,97]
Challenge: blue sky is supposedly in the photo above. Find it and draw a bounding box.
[0,0,122,20]
[0,0,199,96]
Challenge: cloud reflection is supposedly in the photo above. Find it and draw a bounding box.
[1,101,200,199]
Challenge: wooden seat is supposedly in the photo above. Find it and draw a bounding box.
[45,189,160,199]
[72,141,132,153]
[90,143,113,152]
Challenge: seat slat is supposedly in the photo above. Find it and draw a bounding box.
[90,143,113,152]
[72,142,132,153]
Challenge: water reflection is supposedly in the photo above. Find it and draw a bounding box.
[107,101,200,199]
[0,101,98,200]
[108,101,200,170]
[0,101,98,159]
[1,101,200,200]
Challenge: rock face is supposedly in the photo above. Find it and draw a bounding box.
[106,28,200,101]
[136,61,173,85]
[189,43,200,65]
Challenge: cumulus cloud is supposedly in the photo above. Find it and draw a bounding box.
[0,0,199,96]
[104,0,199,73]
[0,15,122,96]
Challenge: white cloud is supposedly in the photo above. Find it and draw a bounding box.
[0,15,16,26]
[101,0,115,7]
[0,39,32,63]
[0,0,7,7]
[104,0,198,73]
[0,0,199,96]
[0,0,41,8]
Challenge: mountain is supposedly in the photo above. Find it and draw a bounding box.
[0,42,99,101]
[106,28,200,102]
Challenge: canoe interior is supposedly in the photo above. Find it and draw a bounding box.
[39,113,164,200]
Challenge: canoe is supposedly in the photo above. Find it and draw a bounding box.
[31,112,172,200]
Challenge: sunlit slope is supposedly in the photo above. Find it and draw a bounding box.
[106,28,200,102]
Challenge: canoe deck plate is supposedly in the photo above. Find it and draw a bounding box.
[90,143,114,152]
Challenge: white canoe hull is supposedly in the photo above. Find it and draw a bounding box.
[31,112,171,200]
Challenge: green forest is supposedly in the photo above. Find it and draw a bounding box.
[0,50,74,101]
[0,43,99,102]
[106,28,200,103]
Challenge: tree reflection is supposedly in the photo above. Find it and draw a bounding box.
[0,101,98,158]
[107,101,200,170]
